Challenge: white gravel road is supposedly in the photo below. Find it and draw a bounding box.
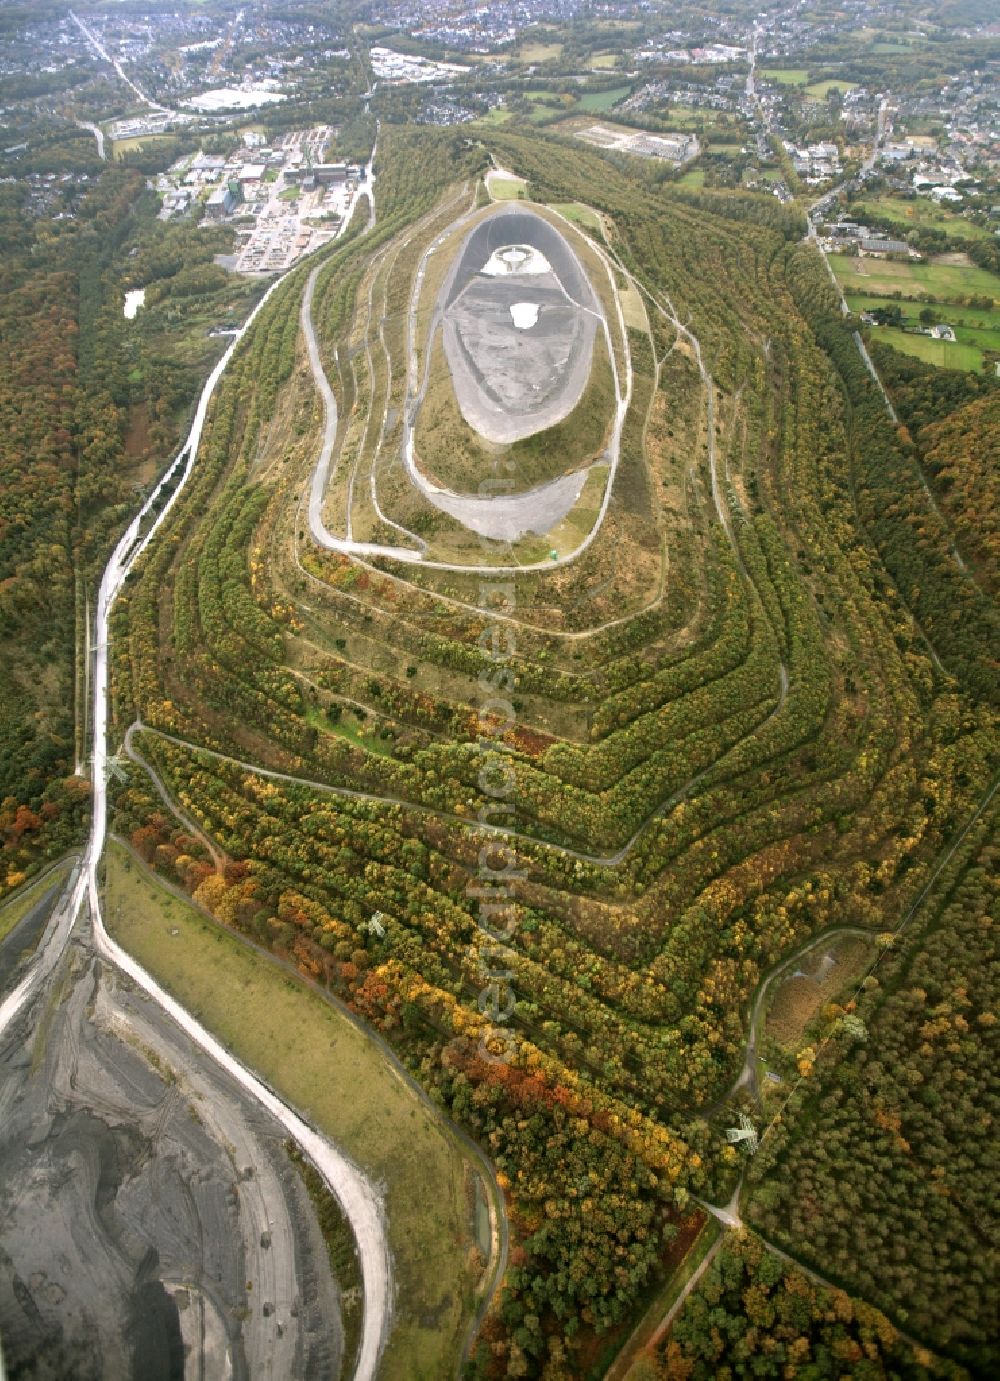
[0,207,394,1381]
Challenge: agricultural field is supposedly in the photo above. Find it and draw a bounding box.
[864,325,983,372]
[111,131,176,159]
[644,104,740,131]
[760,67,809,85]
[805,78,855,98]
[515,41,564,64]
[101,121,1000,1379]
[526,94,573,123]
[828,251,1000,303]
[852,194,993,241]
[837,254,1000,370]
[527,90,633,125]
[845,293,1000,336]
[577,85,632,113]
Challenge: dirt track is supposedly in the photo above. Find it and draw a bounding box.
[0,911,342,1381]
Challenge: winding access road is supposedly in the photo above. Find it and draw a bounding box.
[126,643,786,877]
[305,193,634,574]
[0,241,394,1381]
[303,263,421,564]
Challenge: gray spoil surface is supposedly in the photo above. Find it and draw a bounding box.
[0,925,341,1381]
[437,205,598,445]
[0,883,63,993]
[419,467,592,541]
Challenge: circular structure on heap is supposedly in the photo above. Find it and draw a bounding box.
[438,205,599,446]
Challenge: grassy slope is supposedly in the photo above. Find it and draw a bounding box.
[414,329,616,494]
[549,201,603,231]
[0,856,75,944]
[104,842,482,1381]
[488,174,527,198]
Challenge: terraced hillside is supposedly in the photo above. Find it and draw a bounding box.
[106,126,1000,1377]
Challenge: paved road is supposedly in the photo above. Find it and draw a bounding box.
[69,9,173,114]
[74,118,105,160]
[745,23,758,101]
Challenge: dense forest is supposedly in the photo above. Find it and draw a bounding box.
[919,392,1000,598]
[642,1232,951,1380]
[0,144,260,894]
[747,796,999,1373]
[0,167,134,886]
[870,344,1000,600]
[103,123,1000,1375]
